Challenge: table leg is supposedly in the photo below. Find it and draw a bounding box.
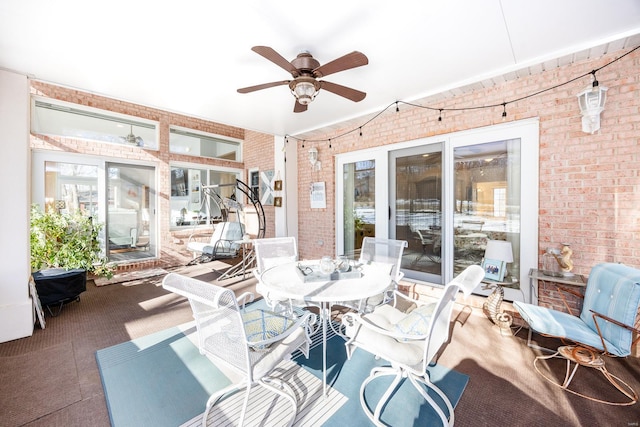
[321,302,328,397]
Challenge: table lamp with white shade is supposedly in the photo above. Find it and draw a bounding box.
[483,240,513,282]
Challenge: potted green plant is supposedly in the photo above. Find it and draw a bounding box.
[30,204,114,312]
[30,204,114,278]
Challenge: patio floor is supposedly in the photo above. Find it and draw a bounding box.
[1,260,639,426]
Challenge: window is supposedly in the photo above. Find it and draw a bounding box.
[249,170,260,202]
[32,100,158,149]
[170,165,240,228]
[169,127,241,161]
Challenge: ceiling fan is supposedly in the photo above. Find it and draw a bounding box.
[120,125,143,146]
[237,46,368,113]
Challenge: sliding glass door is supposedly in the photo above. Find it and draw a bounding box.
[389,144,444,284]
[452,140,521,285]
[106,163,156,261]
[336,120,539,303]
[35,154,159,264]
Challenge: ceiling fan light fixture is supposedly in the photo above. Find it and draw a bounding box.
[292,81,318,105]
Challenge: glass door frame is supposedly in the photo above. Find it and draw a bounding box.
[336,119,539,303]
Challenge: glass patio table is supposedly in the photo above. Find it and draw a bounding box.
[259,259,393,396]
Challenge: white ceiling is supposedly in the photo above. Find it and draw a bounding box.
[1,0,640,137]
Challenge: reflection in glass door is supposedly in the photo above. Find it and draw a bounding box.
[453,140,521,282]
[342,159,376,258]
[44,161,99,217]
[390,145,443,283]
[106,163,155,261]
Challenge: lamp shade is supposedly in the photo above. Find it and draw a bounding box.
[484,240,513,263]
[293,81,318,105]
[577,85,607,134]
[308,147,318,166]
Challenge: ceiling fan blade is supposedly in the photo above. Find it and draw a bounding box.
[293,100,308,113]
[251,46,300,77]
[320,81,366,102]
[313,51,368,78]
[237,80,290,94]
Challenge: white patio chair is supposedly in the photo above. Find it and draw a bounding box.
[253,236,312,315]
[162,273,316,427]
[335,237,408,313]
[341,265,484,426]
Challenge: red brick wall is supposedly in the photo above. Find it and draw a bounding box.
[243,130,276,238]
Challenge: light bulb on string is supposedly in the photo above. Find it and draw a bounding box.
[438,109,443,122]
[502,103,507,119]
[591,70,599,88]
[396,102,399,112]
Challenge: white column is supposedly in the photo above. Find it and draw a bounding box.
[0,70,34,342]
[274,135,298,239]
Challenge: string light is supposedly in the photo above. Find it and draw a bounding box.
[283,45,638,148]
[591,70,599,87]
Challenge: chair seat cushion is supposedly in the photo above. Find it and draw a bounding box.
[346,322,424,366]
[513,301,625,356]
[345,304,430,366]
[394,303,436,337]
[187,241,208,253]
[241,309,294,349]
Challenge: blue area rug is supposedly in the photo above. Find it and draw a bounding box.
[96,324,231,427]
[297,335,468,427]
[97,320,468,426]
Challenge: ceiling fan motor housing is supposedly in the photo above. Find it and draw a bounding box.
[291,51,320,73]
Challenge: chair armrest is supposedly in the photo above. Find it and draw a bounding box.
[211,239,240,255]
[591,309,640,352]
[187,233,209,246]
[392,289,435,311]
[246,311,317,349]
[556,285,585,316]
[237,292,255,310]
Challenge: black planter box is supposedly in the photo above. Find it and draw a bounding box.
[32,268,87,315]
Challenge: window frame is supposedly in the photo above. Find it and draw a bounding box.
[169,125,242,161]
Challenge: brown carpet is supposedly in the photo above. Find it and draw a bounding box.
[0,342,81,426]
[0,263,638,426]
